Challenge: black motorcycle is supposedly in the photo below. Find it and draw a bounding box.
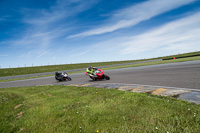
[55,72,72,82]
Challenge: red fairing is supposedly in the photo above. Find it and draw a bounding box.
[95,69,104,79]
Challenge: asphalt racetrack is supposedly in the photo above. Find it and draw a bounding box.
[0,60,200,90]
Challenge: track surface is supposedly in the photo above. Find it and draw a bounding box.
[0,60,200,90]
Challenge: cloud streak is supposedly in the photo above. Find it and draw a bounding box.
[22,0,98,25]
[0,54,8,57]
[120,12,200,56]
[69,0,196,38]
[8,0,98,58]
[90,11,200,59]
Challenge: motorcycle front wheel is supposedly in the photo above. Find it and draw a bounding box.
[67,77,72,81]
[105,75,110,80]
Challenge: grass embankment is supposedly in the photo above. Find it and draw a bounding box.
[103,56,200,70]
[1,51,200,77]
[0,59,153,77]
[0,71,83,83]
[162,51,200,60]
[0,86,199,133]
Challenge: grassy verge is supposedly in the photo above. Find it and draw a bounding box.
[0,85,199,133]
[0,59,154,77]
[0,71,84,83]
[103,56,200,70]
[1,51,200,77]
[162,51,200,60]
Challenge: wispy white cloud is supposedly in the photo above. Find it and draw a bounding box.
[121,12,200,55]
[13,28,67,58]
[0,18,6,21]
[77,50,89,56]
[69,0,196,38]
[91,12,200,59]
[22,0,98,25]
[11,0,99,59]
[0,15,10,22]
[11,27,65,46]
[36,51,48,58]
[0,54,8,57]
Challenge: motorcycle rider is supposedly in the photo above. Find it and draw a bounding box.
[86,66,95,78]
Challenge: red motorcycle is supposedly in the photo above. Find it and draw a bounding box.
[86,67,110,81]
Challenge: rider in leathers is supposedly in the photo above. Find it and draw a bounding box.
[86,66,95,78]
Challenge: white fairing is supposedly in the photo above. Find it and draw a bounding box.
[94,70,101,73]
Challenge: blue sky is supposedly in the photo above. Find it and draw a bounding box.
[0,0,200,68]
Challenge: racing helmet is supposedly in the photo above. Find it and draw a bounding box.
[88,66,92,71]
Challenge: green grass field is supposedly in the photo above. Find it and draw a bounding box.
[0,85,199,133]
[1,51,200,77]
